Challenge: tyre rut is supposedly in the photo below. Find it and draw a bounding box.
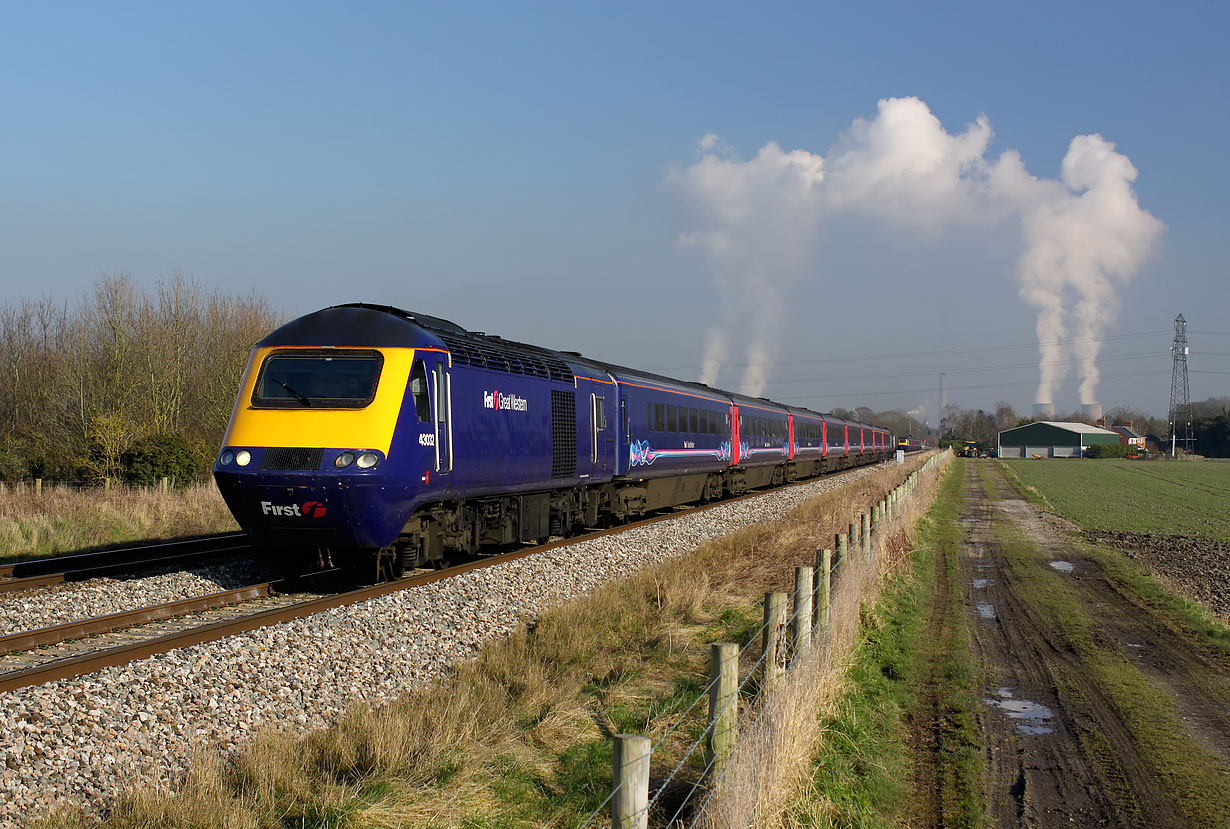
[963,461,1185,827]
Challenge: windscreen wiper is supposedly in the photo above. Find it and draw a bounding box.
[271,377,312,406]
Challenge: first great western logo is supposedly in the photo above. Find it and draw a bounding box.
[483,390,528,412]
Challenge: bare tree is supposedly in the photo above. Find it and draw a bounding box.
[0,275,280,481]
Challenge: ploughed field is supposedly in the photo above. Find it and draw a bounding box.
[1004,458,1230,617]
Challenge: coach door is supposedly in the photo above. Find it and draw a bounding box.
[590,392,609,472]
[428,359,453,474]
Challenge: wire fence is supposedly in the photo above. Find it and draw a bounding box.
[0,476,210,494]
[583,449,952,829]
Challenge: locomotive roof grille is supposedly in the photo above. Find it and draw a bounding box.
[436,333,575,384]
[332,303,575,384]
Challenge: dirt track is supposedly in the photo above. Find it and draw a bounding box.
[955,461,1230,827]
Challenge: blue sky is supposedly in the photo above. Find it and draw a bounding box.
[2,2,1227,423]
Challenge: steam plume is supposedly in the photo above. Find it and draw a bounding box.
[1012,135,1164,404]
[670,138,825,396]
[671,98,1163,407]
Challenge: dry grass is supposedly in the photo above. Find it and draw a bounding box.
[698,454,952,829]
[0,481,237,562]
[39,455,943,828]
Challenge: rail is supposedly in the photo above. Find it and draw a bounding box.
[0,533,251,592]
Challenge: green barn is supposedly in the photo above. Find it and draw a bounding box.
[997,421,1121,458]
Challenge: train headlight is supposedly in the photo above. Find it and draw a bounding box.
[219,450,235,466]
[356,451,380,469]
[235,450,252,467]
[335,451,356,468]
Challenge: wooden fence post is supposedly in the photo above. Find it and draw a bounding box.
[793,566,812,655]
[762,592,787,689]
[34,478,42,497]
[819,548,832,633]
[812,547,830,637]
[160,476,169,494]
[612,734,651,829]
[862,513,871,560]
[707,643,739,776]
[835,532,847,566]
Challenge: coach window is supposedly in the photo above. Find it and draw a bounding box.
[654,403,666,432]
[648,403,653,432]
[689,408,698,433]
[409,360,431,422]
[667,404,677,432]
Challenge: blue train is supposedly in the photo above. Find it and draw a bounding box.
[213,304,894,575]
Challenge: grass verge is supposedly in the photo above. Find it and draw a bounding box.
[789,458,982,829]
[0,482,238,562]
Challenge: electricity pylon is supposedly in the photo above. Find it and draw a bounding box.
[1168,314,1194,458]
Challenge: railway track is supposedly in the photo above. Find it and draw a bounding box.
[0,532,252,593]
[0,468,890,693]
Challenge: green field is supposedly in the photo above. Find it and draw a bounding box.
[1001,459,1230,539]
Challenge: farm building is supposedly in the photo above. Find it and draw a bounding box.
[997,421,1121,458]
[1110,423,1146,448]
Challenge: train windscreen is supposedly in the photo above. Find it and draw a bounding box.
[252,350,383,409]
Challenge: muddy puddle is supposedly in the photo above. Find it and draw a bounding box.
[1048,560,1074,573]
[984,687,1055,735]
[972,578,995,588]
[977,602,996,618]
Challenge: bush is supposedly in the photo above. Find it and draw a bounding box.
[0,440,27,481]
[1085,443,1138,459]
[120,434,208,487]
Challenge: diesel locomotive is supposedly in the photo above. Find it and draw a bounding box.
[213,304,894,576]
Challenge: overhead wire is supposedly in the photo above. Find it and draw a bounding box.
[777,369,1174,403]
[651,330,1170,373]
[761,350,1169,389]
